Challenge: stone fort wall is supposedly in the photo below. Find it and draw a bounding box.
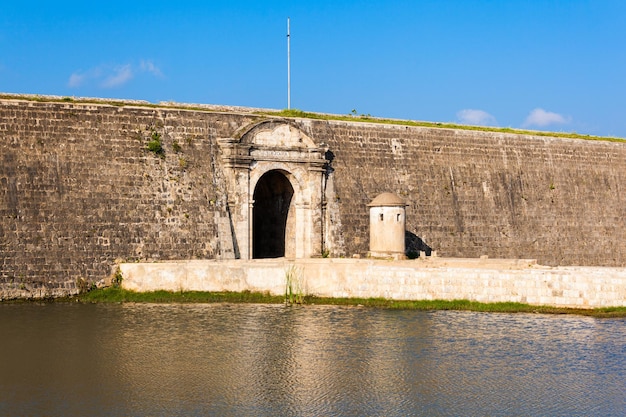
[307,120,626,265]
[1,98,625,298]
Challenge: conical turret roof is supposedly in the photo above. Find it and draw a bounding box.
[367,192,407,207]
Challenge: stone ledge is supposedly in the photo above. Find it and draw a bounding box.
[119,258,626,309]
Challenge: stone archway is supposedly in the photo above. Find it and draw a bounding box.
[253,170,295,258]
[218,120,329,260]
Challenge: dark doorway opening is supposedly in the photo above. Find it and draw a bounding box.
[253,170,294,258]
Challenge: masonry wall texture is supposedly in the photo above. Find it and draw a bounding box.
[311,120,626,264]
[1,98,625,299]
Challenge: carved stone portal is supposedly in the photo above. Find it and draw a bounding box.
[218,120,328,259]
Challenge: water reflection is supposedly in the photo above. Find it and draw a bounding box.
[0,303,623,416]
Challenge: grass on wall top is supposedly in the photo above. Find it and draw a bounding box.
[268,108,626,143]
[1,93,624,143]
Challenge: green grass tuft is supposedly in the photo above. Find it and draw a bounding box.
[75,287,285,304]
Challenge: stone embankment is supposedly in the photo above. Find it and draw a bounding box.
[119,258,626,309]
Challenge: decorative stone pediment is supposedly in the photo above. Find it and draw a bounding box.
[250,123,316,148]
[235,119,316,148]
[219,119,326,169]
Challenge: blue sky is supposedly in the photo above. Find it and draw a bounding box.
[1,1,625,137]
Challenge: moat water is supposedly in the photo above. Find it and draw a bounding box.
[0,303,623,416]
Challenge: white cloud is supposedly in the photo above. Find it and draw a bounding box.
[140,60,163,77]
[67,60,163,89]
[101,64,133,88]
[67,72,86,88]
[523,108,570,127]
[456,109,497,126]
[67,67,102,88]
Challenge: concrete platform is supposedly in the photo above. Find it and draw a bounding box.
[119,257,626,309]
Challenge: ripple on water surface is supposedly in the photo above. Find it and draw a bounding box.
[0,303,624,416]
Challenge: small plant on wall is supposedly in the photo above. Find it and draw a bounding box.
[112,267,123,288]
[285,265,304,304]
[147,130,164,158]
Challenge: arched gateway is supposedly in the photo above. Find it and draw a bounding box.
[253,170,295,258]
[218,120,329,259]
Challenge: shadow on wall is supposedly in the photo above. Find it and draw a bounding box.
[405,231,432,258]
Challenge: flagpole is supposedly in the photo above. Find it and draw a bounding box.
[287,17,291,109]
